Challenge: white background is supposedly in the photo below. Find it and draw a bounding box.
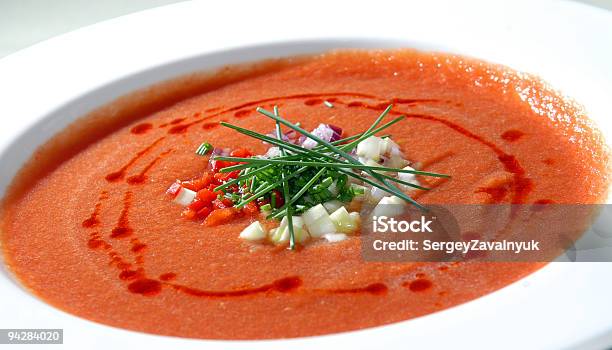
[0,0,611,58]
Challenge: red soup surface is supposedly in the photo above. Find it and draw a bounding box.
[1,50,609,339]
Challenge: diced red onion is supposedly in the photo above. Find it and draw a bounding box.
[328,124,343,136]
[265,147,282,158]
[301,124,342,149]
[211,148,230,157]
[208,148,230,170]
[264,130,301,145]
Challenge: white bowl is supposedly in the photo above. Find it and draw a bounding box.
[1,1,612,349]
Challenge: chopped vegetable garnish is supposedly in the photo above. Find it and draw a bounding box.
[195,142,214,156]
[323,100,334,108]
[168,104,450,249]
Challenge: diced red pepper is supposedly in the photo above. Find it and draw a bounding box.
[182,173,214,192]
[196,206,212,220]
[230,148,252,158]
[242,201,259,216]
[181,208,197,220]
[271,189,285,208]
[206,184,223,196]
[187,199,207,212]
[214,170,241,182]
[203,208,239,227]
[212,198,235,210]
[212,199,226,210]
[166,181,182,198]
[210,159,236,172]
[196,189,217,204]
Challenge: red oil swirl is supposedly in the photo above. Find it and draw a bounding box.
[501,129,524,142]
[130,239,147,253]
[234,110,251,118]
[160,273,177,281]
[170,118,186,125]
[119,270,142,281]
[82,191,108,228]
[404,279,433,292]
[202,122,220,130]
[105,137,165,182]
[128,279,162,296]
[168,276,302,298]
[110,191,134,239]
[82,203,102,228]
[304,98,323,106]
[330,283,388,295]
[163,92,378,134]
[126,149,173,185]
[130,123,153,135]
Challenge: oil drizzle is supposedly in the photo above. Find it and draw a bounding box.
[82,191,108,228]
[167,276,302,298]
[105,137,165,182]
[329,283,388,295]
[128,279,162,296]
[110,191,133,239]
[501,129,524,142]
[404,279,433,292]
[126,149,173,185]
[130,123,153,135]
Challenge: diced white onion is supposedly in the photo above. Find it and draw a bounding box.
[239,221,266,241]
[323,233,348,243]
[380,137,400,155]
[384,154,409,169]
[398,166,420,189]
[173,188,196,206]
[265,147,281,158]
[356,136,383,161]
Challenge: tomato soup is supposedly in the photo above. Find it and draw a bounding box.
[1,50,609,339]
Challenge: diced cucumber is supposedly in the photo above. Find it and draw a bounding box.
[372,196,406,218]
[323,200,344,213]
[329,207,359,234]
[173,188,197,206]
[350,184,367,200]
[303,204,336,237]
[323,233,348,243]
[239,221,266,241]
[270,216,309,244]
[303,204,329,226]
[367,186,387,204]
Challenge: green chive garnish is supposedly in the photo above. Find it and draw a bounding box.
[199,104,451,249]
[196,142,213,156]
